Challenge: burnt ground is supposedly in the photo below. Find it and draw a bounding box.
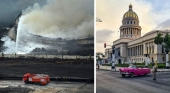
[0,81,94,93]
[0,86,34,93]
[0,58,94,78]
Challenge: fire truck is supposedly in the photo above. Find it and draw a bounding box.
[23,73,50,85]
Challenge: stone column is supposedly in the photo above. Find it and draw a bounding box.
[140,45,142,55]
[129,48,131,56]
[131,48,132,56]
[136,46,138,56]
[136,46,137,56]
[132,47,134,56]
[132,47,133,56]
[139,46,140,56]
[138,46,140,56]
[142,45,143,55]
[140,45,141,55]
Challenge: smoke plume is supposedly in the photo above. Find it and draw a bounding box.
[19,0,94,38]
[15,0,94,54]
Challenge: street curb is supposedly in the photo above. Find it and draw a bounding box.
[157,71,170,72]
[97,69,170,72]
[97,69,119,72]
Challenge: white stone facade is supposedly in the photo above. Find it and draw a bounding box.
[105,4,170,64]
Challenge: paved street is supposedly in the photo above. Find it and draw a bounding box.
[97,70,170,93]
[98,65,170,72]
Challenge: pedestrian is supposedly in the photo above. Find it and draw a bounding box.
[97,63,100,70]
[152,63,157,80]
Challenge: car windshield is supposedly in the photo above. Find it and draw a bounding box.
[128,65,136,68]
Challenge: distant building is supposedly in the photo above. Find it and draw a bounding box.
[105,4,169,63]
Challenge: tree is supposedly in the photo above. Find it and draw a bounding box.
[2,52,4,57]
[163,33,170,69]
[96,52,104,69]
[154,32,163,63]
[96,52,103,62]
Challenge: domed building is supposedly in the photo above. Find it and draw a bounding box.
[120,4,141,39]
[105,4,170,65]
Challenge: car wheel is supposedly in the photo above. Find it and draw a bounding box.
[144,73,147,76]
[122,74,125,77]
[24,80,29,84]
[129,73,134,77]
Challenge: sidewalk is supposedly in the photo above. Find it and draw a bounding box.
[98,65,170,72]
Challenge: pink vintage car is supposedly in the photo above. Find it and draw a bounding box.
[119,65,151,77]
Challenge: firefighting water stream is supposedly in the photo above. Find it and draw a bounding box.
[2,0,94,54]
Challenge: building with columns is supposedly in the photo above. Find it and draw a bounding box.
[105,4,170,64]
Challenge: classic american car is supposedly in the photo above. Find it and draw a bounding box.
[119,65,151,77]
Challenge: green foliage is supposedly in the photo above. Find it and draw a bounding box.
[2,52,4,57]
[154,33,163,45]
[157,63,166,68]
[115,64,129,67]
[133,63,144,65]
[164,33,170,52]
[148,63,165,68]
[96,52,104,61]
[112,63,166,68]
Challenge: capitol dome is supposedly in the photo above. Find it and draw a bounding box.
[123,4,138,20]
[119,4,141,39]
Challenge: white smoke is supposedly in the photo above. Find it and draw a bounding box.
[16,0,94,54]
[20,0,94,38]
[8,27,16,40]
[1,36,16,54]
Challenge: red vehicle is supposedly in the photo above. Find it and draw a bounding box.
[119,65,151,77]
[23,73,50,85]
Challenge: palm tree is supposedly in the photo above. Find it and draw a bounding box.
[154,32,163,63]
[96,52,103,64]
[163,33,170,69]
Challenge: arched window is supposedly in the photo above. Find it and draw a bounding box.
[131,21,132,24]
[134,21,135,24]
[127,21,129,24]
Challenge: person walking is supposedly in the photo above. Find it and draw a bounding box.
[152,62,157,80]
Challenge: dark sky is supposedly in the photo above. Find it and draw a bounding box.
[0,0,46,28]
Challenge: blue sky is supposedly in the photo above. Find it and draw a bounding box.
[145,0,170,12]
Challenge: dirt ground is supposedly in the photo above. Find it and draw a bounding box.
[0,58,94,78]
[0,80,94,93]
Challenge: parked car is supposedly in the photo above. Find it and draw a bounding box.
[23,73,50,85]
[119,65,151,77]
